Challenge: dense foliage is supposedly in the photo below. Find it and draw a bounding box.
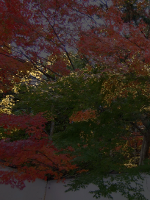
[1,0,150,199]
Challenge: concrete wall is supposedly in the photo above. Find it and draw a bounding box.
[0,166,150,200]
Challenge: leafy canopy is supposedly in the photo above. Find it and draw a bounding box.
[1,0,150,199]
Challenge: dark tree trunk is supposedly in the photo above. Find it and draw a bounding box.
[130,118,150,166]
[139,132,150,165]
[49,120,55,140]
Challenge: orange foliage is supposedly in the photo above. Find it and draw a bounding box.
[69,109,97,123]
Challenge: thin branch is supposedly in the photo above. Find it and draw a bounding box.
[39,9,75,70]
[21,52,62,79]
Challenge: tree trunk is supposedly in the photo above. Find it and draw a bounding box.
[139,132,150,165]
[49,104,55,140]
[49,120,55,140]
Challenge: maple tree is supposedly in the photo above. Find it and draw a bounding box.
[50,69,150,199]
[0,112,82,189]
[0,0,96,93]
[1,0,150,199]
[7,68,150,199]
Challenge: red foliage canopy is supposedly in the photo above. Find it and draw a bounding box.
[0,113,78,189]
[0,0,99,91]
